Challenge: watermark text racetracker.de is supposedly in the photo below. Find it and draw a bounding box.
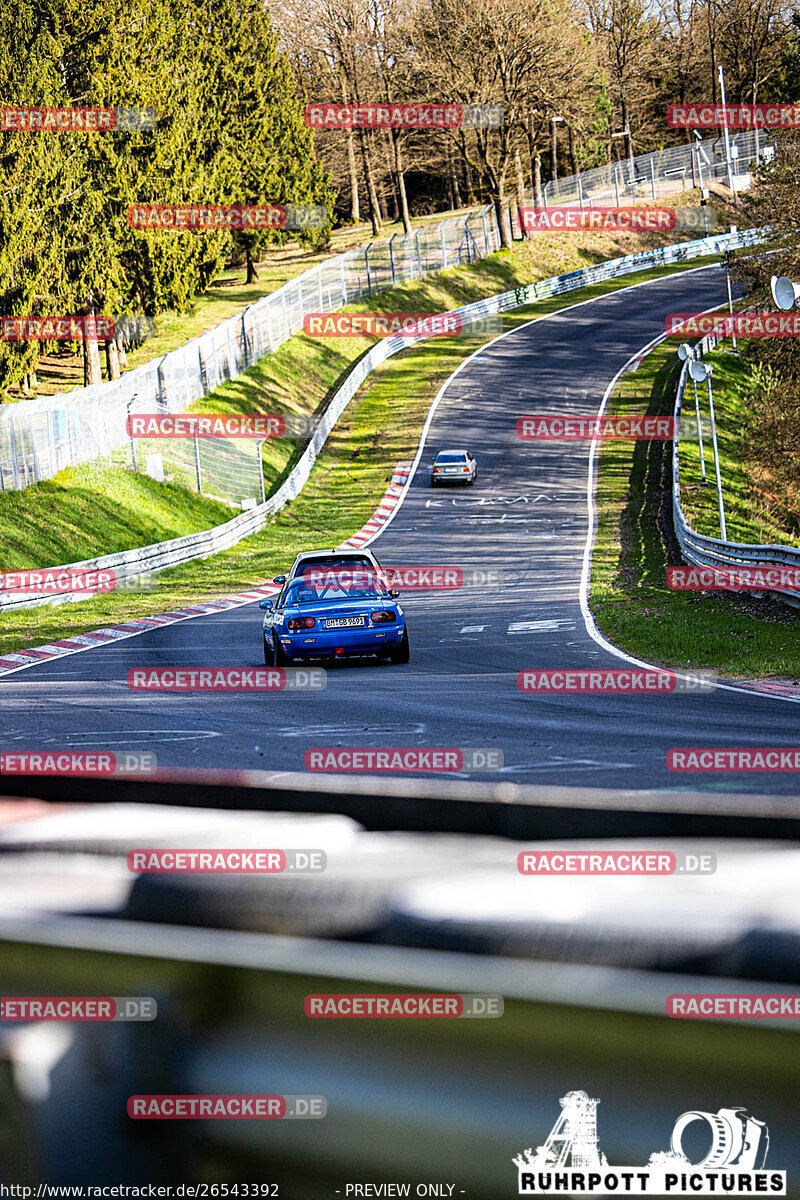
[0,569,116,598]
[668,566,800,592]
[304,993,503,1017]
[518,850,716,874]
[1,106,157,132]
[667,313,800,338]
[127,204,326,232]
[127,668,325,692]
[305,102,503,129]
[128,1095,326,1119]
[517,416,674,441]
[305,747,503,772]
[1,751,157,777]
[301,565,504,590]
[519,206,713,234]
[0,997,156,1021]
[668,748,800,772]
[302,312,502,339]
[127,849,326,873]
[518,669,716,694]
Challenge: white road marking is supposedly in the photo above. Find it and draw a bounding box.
[460,625,486,633]
[508,619,576,634]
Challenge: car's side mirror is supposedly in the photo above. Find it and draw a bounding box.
[272,575,286,584]
[390,590,400,598]
[431,455,437,462]
[258,599,273,611]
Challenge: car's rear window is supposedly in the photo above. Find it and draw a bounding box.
[282,577,388,606]
[436,453,467,463]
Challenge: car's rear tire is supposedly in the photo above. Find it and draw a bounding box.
[272,633,288,667]
[390,627,410,664]
[263,634,271,665]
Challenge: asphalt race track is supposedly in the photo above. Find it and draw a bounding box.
[3,263,799,793]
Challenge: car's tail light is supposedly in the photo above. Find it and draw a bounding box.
[370,610,395,623]
[461,466,469,472]
[433,467,442,473]
[288,617,316,630]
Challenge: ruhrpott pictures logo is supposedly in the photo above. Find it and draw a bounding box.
[513,1090,784,1195]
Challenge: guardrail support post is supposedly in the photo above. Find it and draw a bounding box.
[691,376,707,484]
[706,374,726,539]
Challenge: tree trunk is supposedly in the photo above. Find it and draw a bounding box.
[550,117,558,182]
[493,189,513,249]
[391,130,412,234]
[346,131,361,222]
[245,243,259,283]
[534,153,544,209]
[568,124,578,176]
[83,313,102,386]
[447,139,463,209]
[105,336,121,380]
[358,130,382,236]
[459,132,477,204]
[514,147,529,238]
[116,330,128,370]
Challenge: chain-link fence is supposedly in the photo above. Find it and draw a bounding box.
[0,204,507,502]
[543,129,771,207]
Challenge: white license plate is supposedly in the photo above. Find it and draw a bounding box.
[324,616,365,629]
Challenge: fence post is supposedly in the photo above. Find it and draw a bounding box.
[415,232,422,277]
[389,234,397,284]
[465,216,473,263]
[241,311,250,369]
[194,436,203,493]
[614,163,621,206]
[28,414,40,483]
[365,245,373,295]
[296,277,304,325]
[440,224,447,269]
[317,263,324,311]
[577,176,584,212]
[266,301,274,352]
[480,211,489,255]
[257,440,266,504]
[340,256,347,304]
[650,153,657,200]
[126,396,138,471]
[9,417,20,489]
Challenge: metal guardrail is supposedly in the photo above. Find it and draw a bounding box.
[2,226,768,611]
[672,338,800,605]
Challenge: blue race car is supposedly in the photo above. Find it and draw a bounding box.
[259,573,410,666]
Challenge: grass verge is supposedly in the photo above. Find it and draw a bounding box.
[590,340,800,680]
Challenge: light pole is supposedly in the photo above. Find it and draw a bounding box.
[693,131,710,236]
[723,246,737,350]
[678,343,707,485]
[718,64,736,200]
[689,359,726,539]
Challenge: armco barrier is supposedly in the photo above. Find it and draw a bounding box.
[2,226,767,611]
[672,336,800,606]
